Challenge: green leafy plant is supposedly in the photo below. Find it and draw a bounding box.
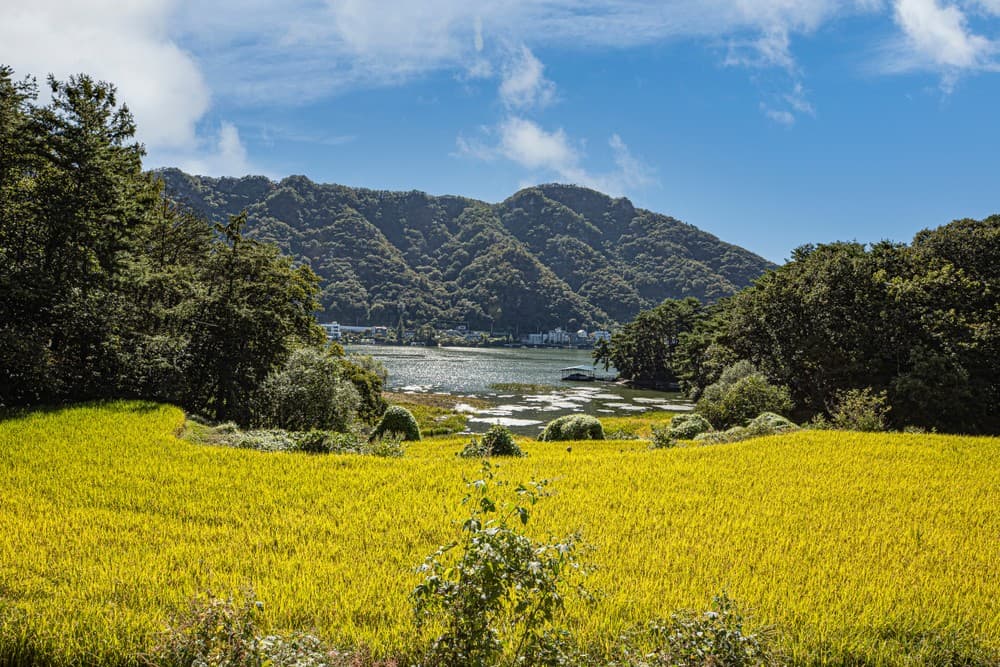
[411,463,590,667]
[370,406,421,441]
[539,414,604,441]
[649,426,677,449]
[613,593,775,666]
[830,388,890,432]
[362,432,406,458]
[459,425,524,458]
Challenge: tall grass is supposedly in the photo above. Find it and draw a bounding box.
[1,402,998,664]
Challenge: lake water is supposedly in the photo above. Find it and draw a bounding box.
[346,344,692,434]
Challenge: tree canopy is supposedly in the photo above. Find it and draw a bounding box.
[0,66,380,427]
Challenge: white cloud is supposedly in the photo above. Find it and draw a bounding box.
[171,121,255,177]
[499,46,556,109]
[894,0,994,68]
[169,0,887,104]
[725,26,797,71]
[458,117,654,196]
[497,117,579,171]
[0,0,210,151]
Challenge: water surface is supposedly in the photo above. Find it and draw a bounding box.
[348,345,692,434]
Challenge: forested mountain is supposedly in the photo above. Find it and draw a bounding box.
[158,169,774,331]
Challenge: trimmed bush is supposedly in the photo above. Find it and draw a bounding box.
[694,411,799,445]
[370,406,421,441]
[459,424,523,457]
[746,411,799,435]
[539,414,605,441]
[668,413,713,440]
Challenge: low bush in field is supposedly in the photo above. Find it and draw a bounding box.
[830,387,891,432]
[459,424,523,458]
[668,414,713,440]
[746,412,798,435]
[650,426,677,449]
[613,593,774,667]
[147,589,353,667]
[370,406,421,442]
[694,412,799,445]
[540,414,604,441]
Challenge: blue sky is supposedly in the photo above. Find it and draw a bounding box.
[3,1,999,262]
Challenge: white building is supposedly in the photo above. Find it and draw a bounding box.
[319,322,342,340]
[593,330,611,342]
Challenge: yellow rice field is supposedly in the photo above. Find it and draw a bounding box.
[1,402,999,665]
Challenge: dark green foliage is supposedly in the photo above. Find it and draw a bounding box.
[539,415,605,441]
[371,406,421,441]
[158,171,774,331]
[459,424,524,458]
[696,362,793,429]
[685,226,1000,433]
[594,298,705,386]
[667,413,713,440]
[411,464,588,667]
[0,67,325,425]
[830,388,890,432]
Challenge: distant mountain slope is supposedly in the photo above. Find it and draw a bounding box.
[157,169,775,331]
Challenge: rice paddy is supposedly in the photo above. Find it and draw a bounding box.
[1,402,998,665]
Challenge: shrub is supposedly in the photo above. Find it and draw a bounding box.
[696,362,792,429]
[229,429,298,452]
[650,426,677,449]
[254,347,361,432]
[362,432,406,458]
[615,592,774,666]
[371,406,421,441]
[411,463,589,667]
[668,413,713,440]
[340,354,388,425]
[539,414,604,441]
[746,411,799,436]
[459,424,524,458]
[694,426,751,445]
[830,387,890,432]
[291,429,333,453]
[148,589,351,667]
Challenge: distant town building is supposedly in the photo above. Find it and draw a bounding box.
[320,322,342,340]
[593,330,611,342]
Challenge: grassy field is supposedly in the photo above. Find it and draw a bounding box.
[1,402,999,665]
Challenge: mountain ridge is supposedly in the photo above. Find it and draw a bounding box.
[157,168,775,331]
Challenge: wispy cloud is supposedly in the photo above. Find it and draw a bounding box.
[457,117,654,196]
[879,0,999,90]
[499,45,556,110]
[164,122,259,178]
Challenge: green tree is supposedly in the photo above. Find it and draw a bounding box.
[595,297,704,387]
[183,212,323,423]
